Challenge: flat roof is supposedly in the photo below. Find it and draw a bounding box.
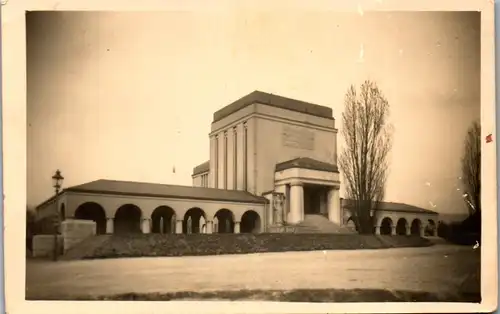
[213,91,334,123]
[275,157,339,173]
[192,161,210,176]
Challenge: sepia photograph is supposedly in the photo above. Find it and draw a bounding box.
[1,0,497,313]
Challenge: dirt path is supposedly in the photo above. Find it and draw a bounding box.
[26,244,479,300]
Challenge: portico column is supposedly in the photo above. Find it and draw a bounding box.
[375,225,381,235]
[206,221,213,234]
[391,225,396,236]
[289,181,304,224]
[327,187,341,224]
[406,225,411,236]
[234,221,241,234]
[106,218,114,234]
[176,220,183,234]
[141,219,151,234]
[419,225,425,237]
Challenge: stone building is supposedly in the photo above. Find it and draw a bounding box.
[35,91,438,235]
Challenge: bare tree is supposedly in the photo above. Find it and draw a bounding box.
[339,80,393,234]
[461,121,481,215]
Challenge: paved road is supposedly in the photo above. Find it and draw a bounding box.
[26,244,480,299]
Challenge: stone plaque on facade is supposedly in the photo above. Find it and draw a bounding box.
[282,125,315,150]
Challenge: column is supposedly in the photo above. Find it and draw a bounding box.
[391,226,396,236]
[245,119,255,194]
[289,181,304,224]
[106,218,114,234]
[141,219,151,234]
[236,123,245,190]
[406,225,411,236]
[234,221,241,234]
[232,126,237,190]
[327,187,341,224]
[206,221,213,234]
[218,133,225,189]
[176,220,183,234]
[375,225,381,235]
[419,226,425,237]
[227,128,235,190]
[209,135,217,188]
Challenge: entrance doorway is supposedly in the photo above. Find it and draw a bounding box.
[303,184,327,215]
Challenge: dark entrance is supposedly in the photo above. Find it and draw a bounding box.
[74,202,107,234]
[114,204,142,234]
[303,184,326,215]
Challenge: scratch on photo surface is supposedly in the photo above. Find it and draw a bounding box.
[357,4,364,16]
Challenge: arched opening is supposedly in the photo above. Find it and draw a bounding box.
[425,219,436,236]
[396,218,408,235]
[60,203,66,222]
[151,206,176,234]
[114,204,142,234]
[183,208,206,234]
[411,219,422,236]
[240,210,261,233]
[214,209,235,233]
[74,202,107,235]
[346,217,357,231]
[380,217,393,235]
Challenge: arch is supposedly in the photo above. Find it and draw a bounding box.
[151,206,176,234]
[214,209,235,233]
[346,217,357,231]
[114,204,142,234]
[411,219,422,236]
[380,217,393,235]
[183,207,206,234]
[74,202,107,235]
[240,210,261,233]
[396,218,408,235]
[425,219,437,236]
[60,203,66,222]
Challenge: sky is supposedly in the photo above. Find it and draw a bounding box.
[26,11,480,216]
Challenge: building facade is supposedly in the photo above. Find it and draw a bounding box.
[35,91,438,236]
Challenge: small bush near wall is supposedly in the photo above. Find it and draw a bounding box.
[65,234,434,260]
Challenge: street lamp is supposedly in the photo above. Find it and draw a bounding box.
[51,169,64,261]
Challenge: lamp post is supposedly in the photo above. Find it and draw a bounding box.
[52,169,64,261]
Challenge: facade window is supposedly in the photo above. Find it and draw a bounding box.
[201,173,208,187]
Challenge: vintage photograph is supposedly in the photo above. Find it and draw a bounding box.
[18,6,489,309]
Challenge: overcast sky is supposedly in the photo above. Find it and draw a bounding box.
[26,11,480,215]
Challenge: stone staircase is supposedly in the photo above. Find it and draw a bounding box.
[269,214,356,234]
